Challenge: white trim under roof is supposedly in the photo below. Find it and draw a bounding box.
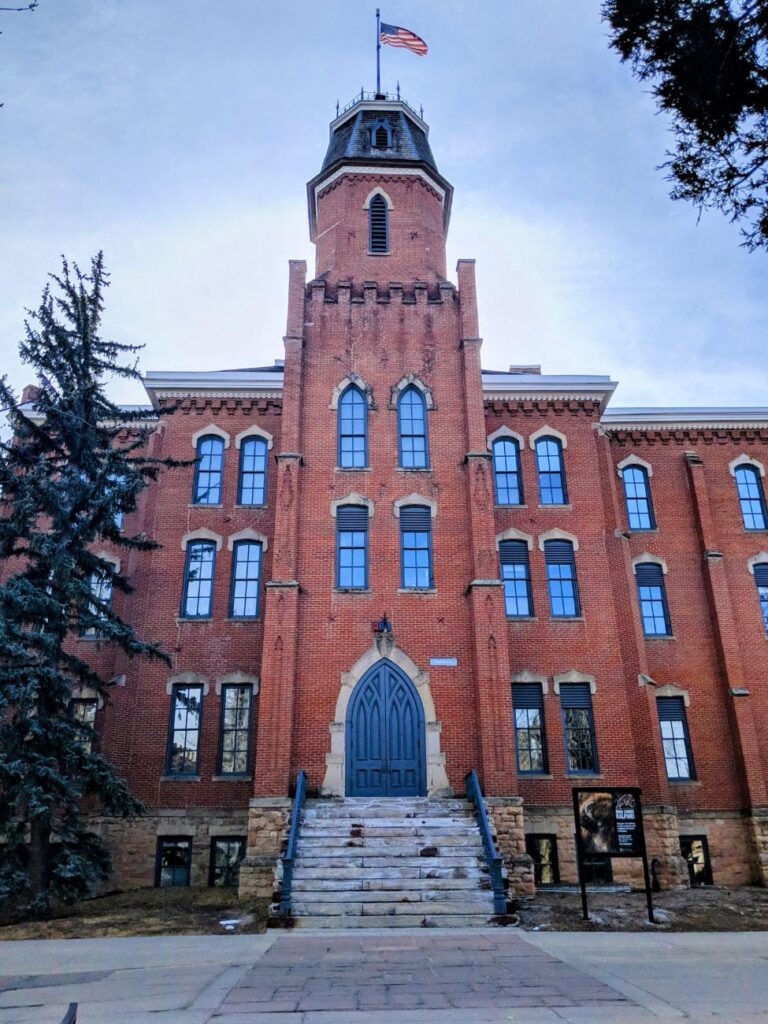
[481,373,617,413]
[602,408,768,430]
[143,369,284,408]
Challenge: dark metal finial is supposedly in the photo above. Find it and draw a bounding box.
[420,105,424,119]
[336,100,339,116]
[396,81,401,100]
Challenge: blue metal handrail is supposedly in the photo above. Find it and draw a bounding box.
[279,770,307,916]
[465,769,507,915]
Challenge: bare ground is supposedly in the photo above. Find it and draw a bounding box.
[516,885,768,931]
[0,887,271,941]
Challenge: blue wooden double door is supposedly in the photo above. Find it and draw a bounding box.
[346,660,427,797]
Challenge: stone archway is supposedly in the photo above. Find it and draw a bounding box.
[322,639,451,798]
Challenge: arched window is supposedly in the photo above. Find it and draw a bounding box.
[622,465,655,530]
[181,540,216,618]
[735,465,767,530]
[492,439,523,505]
[369,194,389,254]
[398,386,429,469]
[544,539,580,617]
[193,435,225,505]
[238,437,268,506]
[338,385,368,468]
[229,540,262,618]
[635,562,671,636]
[535,437,567,505]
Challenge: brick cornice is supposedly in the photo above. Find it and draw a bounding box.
[484,397,601,418]
[607,427,768,446]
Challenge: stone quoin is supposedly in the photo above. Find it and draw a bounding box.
[11,91,768,907]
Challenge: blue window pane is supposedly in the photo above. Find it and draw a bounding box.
[182,542,216,618]
[493,439,522,505]
[193,436,224,505]
[536,438,567,505]
[502,563,532,617]
[338,387,368,469]
[735,466,767,530]
[238,438,267,505]
[401,529,432,588]
[230,542,262,618]
[638,583,670,635]
[547,564,578,617]
[398,387,429,469]
[337,527,368,589]
[758,584,768,634]
[168,685,202,774]
[623,466,654,530]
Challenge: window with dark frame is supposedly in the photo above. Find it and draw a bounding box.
[368,193,389,253]
[69,698,98,754]
[657,696,695,781]
[525,834,560,886]
[679,835,713,886]
[535,437,567,505]
[82,569,113,637]
[209,837,247,886]
[156,837,192,887]
[735,465,767,530]
[754,563,768,634]
[500,540,533,618]
[166,685,203,776]
[492,438,523,505]
[229,541,262,618]
[181,541,216,618]
[219,685,252,776]
[544,539,581,617]
[560,683,598,774]
[635,562,672,636]
[192,434,225,505]
[398,386,429,469]
[622,465,656,530]
[336,505,369,589]
[238,436,268,506]
[338,385,368,468]
[512,683,548,774]
[400,505,433,589]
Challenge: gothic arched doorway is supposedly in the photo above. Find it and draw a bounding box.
[345,659,426,797]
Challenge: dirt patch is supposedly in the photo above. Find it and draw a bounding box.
[0,887,271,941]
[517,885,768,932]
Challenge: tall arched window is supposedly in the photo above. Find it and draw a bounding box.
[193,435,225,505]
[369,194,389,254]
[398,386,429,468]
[338,385,368,468]
[492,438,523,505]
[238,437,268,506]
[535,437,567,505]
[735,465,767,530]
[622,465,655,530]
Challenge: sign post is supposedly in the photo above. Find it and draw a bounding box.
[572,787,654,924]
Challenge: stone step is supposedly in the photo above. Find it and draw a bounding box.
[290,888,493,904]
[292,864,487,881]
[300,823,479,837]
[291,913,495,929]
[291,876,487,892]
[298,839,483,856]
[303,803,473,819]
[291,899,496,917]
[294,855,485,869]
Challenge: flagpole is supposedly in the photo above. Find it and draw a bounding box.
[376,8,381,95]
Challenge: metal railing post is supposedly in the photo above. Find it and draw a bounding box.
[279,770,307,917]
[465,769,507,915]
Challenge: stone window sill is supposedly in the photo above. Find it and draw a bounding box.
[668,778,700,786]
[225,617,261,623]
[234,504,267,510]
[627,528,659,535]
[187,503,224,509]
[212,774,252,782]
[333,588,370,594]
[551,616,585,623]
[176,617,214,624]
[518,773,553,780]
[566,773,602,780]
[397,588,437,595]
[538,504,573,511]
[645,634,676,641]
[495,504,528,510]
[396,467,432,474]
[507,616,537,623]
[160,775,201,782]
[335,466,371,473]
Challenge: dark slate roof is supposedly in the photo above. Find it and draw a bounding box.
[320,105,437,173]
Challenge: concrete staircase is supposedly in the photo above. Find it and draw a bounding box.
[288,797,502,928]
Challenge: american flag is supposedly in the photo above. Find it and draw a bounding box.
[379,22,428,57]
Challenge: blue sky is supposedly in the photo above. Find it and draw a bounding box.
[1,0,765,409]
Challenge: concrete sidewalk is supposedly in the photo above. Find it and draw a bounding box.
[0,928,767,1023]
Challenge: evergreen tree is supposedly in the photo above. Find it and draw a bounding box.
[603,0,768,251]
[0,253,182,916]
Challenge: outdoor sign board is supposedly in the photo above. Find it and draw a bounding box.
[572,787,654,922]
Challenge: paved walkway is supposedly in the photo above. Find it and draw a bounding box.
[1,928,768,1023]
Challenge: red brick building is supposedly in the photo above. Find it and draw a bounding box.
[47,94,768,895]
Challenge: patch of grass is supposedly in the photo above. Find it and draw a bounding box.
[0,887,270,941]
